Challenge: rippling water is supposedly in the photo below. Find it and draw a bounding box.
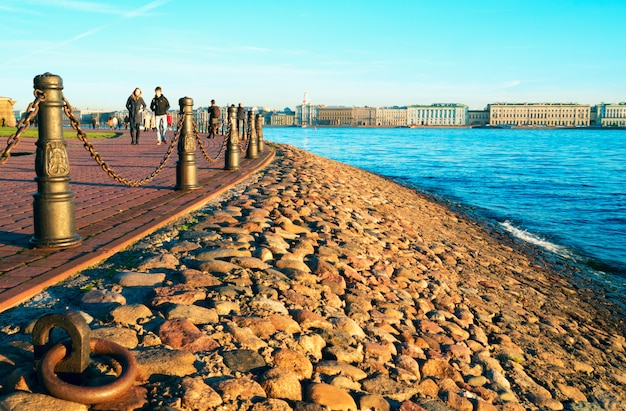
[265,127,626,298]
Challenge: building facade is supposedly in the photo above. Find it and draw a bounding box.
[407,104,467,126]
[352,107,377,126]
[377,107,407,127]
[295,92,317,127]
[467,109,489,126]
[596,103,626,127]
[489,103,590,127]
[317,106,352,126]
[268,112,296,126]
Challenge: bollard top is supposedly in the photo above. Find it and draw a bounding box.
[228,105,237,117]
[178,97,193,110]
[34,72,63,90]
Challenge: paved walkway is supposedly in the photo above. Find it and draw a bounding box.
[0,129,274,313]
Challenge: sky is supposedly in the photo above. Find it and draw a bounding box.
[1,0,625,112]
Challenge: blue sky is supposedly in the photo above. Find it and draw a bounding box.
[1,0,625,112]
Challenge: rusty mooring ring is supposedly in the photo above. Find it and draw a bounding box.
[38,337,138,404]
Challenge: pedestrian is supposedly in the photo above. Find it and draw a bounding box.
[112,116,118,129]
[91,117,96,129]
[107,117,113,129]
[237,103,246,139]
[125,87,146,145]
[124,115,129,129]
[166,113,172,130]
[208,99,220,139]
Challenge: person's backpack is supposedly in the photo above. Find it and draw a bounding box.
[213,106,221,118]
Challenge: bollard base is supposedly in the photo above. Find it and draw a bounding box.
[29,233,82,249]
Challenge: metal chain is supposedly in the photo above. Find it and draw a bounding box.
[0,90,45,166]
[192,119,227,163]
[236,118,249,154]
[63,95,182,187]
[247,119,254,143]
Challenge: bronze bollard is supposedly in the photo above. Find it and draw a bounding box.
[225,105,239,170]
[255,113,264,153]
[246,110,258,159]
[30,73,82,248]
[175,97,199,190]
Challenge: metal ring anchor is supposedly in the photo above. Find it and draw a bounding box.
[38,337,138,404]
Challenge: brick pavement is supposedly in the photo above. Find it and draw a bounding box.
[0,129,274,313]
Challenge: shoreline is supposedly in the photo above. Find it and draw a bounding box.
[0,144,624,410]
[385,173,626,328]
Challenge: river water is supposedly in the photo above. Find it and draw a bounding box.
[265,127,626,304]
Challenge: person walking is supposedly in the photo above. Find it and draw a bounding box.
[237,103,246,139]
[150,87,170,145]
[208,99,220,139]
[126,87,146,145]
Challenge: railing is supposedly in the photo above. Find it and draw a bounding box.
[0,72,265,249]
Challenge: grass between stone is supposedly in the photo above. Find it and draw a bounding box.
[0,127,119,139]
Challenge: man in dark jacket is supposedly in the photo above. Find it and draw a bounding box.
[208,99,220,139]
[126,88,146,145]
[237,103,246,139]
[150,86,170,145]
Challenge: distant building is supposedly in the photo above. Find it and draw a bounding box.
[267,111,295,126]
[467,109,489,126]
[488,103,590,127]
[295,92,317,127]
[317,106,352,126]
[0,97,17,127]
[407,104,467,126]
[377,107,407,127]
[352,107,377,126]
[596,103,626,127]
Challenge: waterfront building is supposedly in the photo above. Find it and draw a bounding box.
[467,109,489,126]
[317,106,352,126]
[352,107,377,126]
[596,103,626,127]
[295,92,318,127]
[407,104,467,126]
[268,111,296,126]
[377,106,407,127]
[488,103,590,127]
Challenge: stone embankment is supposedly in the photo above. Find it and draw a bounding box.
[0,145,624,410]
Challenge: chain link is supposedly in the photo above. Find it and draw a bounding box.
[63,95,182,187]
[192,119,227,163]
[0,90,45,166]
[233,117,249,154]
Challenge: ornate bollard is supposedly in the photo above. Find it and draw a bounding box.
[175,97,199,190]
[246,110,258,159]
[255,113,264,153]
[30,73,82,248]
[224,105,239,170]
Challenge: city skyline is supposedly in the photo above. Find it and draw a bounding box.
[1,0,625,113]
